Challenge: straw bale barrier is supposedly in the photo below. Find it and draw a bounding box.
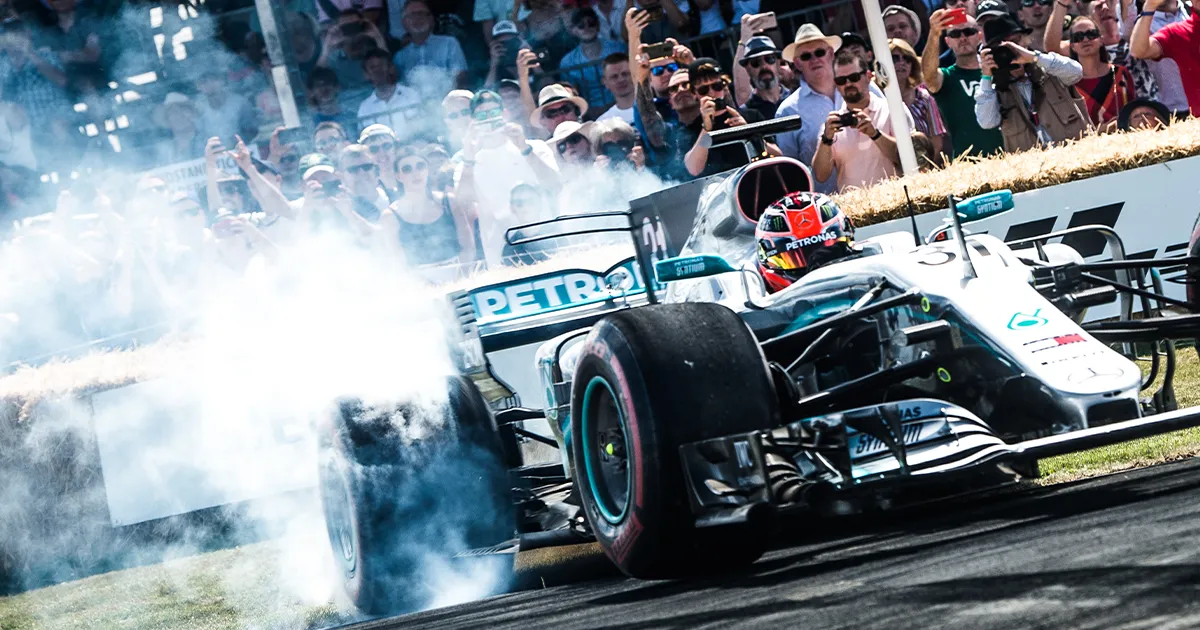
[834,117,1200,226]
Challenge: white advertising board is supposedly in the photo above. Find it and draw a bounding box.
[857,156,1200,307]
[92,377,317,527]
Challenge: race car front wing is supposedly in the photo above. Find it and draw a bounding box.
[679,398,1200,526]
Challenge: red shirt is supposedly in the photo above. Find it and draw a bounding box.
[1152,11,1200,116]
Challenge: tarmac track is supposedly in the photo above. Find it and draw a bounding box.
[351,457,1200,630]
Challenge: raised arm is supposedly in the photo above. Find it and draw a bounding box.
[922,10,949,93]
[1044,0,1071,55]
[1131,0,1166,59]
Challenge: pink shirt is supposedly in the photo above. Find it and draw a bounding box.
[823,93,913,191]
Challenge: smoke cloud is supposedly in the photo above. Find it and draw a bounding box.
[0,5,678,623]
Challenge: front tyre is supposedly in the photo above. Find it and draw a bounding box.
[319,376,515,616]
[570,303,780,579]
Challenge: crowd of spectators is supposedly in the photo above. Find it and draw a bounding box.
[0,0,1197,366]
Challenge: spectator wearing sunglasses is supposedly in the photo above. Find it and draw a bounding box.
[684,58,774,177]
[441,89,475,153]
[1049,0,1160,104]
[591,118,647,171]
[776,26,880,193]
[1067,16,1136,132]
[359,124,402,200]
[560,8,627,108]
[338,144,390,223]
[737,35,790,120]
[314,122,351,162]
[887,39,948,164]
[921,11,1004,159]
[813,49,914,192]
[550,120,596,168]
[936,0,976,67]
[531,84,588,135]
[380,144,476,266]
[1017,0,1054,51]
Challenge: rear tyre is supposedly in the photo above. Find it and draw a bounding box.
[570,303,780,579]
[319,376,515,616]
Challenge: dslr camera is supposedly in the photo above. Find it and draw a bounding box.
[988,44,1019,89]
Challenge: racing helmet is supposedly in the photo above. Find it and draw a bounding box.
[755,191,856,293]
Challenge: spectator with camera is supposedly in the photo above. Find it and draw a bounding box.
[975,14,1090,152]
[622,0,689,43]
[317,9,389,90]
[683,58,775,177]
[519,0,576,72]
[627,12,688,149]
[594,53,637,124]
[1131,0,1198,116]
[592,118,646,171]
[813,49,913,191]
[485,20,530,86]
[922,10,1004,159]
[776,26,880,193]
[457,90,559,266]
[291,152,366,236]
[357,50,421,136]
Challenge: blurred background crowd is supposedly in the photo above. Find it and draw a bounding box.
[0,0,1195,367]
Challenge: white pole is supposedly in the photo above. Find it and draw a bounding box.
[255,0,301,129]
[860,0,920,176]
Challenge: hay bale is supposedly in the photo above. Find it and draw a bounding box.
[834,118,1200,226]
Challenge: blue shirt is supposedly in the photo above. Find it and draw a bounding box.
[559,39,626,108]
[774,81,885,195]
[393,34,468,78]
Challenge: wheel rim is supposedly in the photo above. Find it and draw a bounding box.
[581,376,631,525]
[322,457,359,578]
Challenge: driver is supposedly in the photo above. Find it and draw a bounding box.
[755,191,856,293]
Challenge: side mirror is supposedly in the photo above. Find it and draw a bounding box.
[956,189,1014,224]
[654,254,736,283]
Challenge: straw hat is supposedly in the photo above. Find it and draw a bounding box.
[529,84,589,130]
[782,25,842,63]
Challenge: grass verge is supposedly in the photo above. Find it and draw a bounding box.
[1037,345,1200,484]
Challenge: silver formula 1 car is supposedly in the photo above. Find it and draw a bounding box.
[318,121,1200,615]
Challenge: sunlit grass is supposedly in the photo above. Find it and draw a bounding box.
[1039,345,1200,484]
